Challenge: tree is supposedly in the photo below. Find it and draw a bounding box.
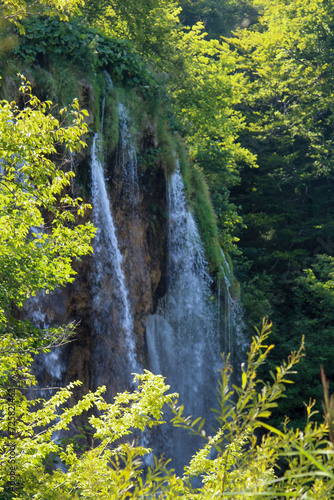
[230,0,334,275]
[225,0,334,423]
[0,76,95,341]
[0,0,84,29]
[0,334,180,498]
[178,0,258,39]
[82,0,182,62]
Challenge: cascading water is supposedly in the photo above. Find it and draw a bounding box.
[146,165,221,472]
[220,250,234,357]
[114,102,151,323]
[90,132,140,384]
[90,93,154,397]
[118,103,139,209]
[26,291,67,395]
[220,249,247,368]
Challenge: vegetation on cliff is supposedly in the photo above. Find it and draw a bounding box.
[1,0,250,263]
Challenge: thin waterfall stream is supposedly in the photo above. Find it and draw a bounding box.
[220,250,234,357]
[220,249,247,368]
[91,132,140,380]
[89,96,145,391]
[118,102,139,209]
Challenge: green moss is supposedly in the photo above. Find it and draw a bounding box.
[90,72,104,132]
[156,119,177,174]
[31,66,58,101]
[191,165,222,272]
[0,68,21,102]
[46,61,81,107]
[0,59,37,101]
[174,143,236,279]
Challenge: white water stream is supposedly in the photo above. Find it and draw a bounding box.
[118,103,139,209]
[146,165,221,472]
[91,133,140,377]
[220,249,247,365]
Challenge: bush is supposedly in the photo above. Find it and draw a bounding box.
[13,17,157,91]
[2,320,334,498]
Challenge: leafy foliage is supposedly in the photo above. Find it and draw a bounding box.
[230,0,334,270]
[0,0,83,32]
[84,0,183,63]
[0,77,95,340]
[226,0,334,425]
[12,17,156,90]
[1,320,334,498]
[3,0,334,496]
[0,335,180,499]
[179,0,258,38]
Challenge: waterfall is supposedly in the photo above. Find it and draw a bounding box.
[26,291,67,395]
[21,79,245,470]
[90,95,151,397]
[220,250,234,356]
[146,165,220,472]
[91,133,140,380]
[101,72,113,134]
[117,103,139,211]
[220,250,247,368]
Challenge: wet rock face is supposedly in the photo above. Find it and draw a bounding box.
[30,122,168,404]
[113,167,168,370]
